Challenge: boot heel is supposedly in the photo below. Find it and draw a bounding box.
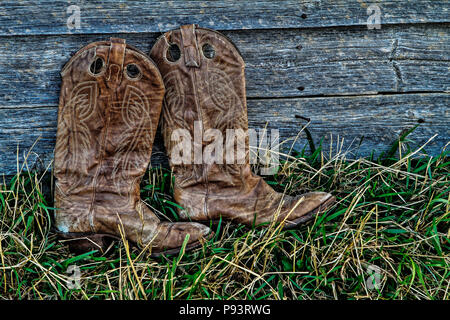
[57,232,114,254]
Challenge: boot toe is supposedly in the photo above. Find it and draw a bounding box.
[283,192,335,227]
[152,222,213,251]
[180,222,213,242]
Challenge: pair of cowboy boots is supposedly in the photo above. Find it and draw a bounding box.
[54,25,335,256]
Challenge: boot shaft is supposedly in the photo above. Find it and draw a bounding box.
[54,38,164,232]
[150,25,251,190]
[55,39,164,193]
[150,27,335,226]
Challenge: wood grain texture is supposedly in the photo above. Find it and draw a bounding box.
[0,25,448,106]
[1,93,448,176]
[0,1,448,176]
[0,0,448,36]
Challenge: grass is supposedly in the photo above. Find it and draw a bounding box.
[0,136,448,300]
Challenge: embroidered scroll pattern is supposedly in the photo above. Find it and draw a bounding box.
[206,67,248,177]
[55,81,98,192]
[162,70,205,185]
[111,85,152,192]
[162,66,248,185]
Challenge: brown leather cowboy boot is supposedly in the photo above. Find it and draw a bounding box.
[150,25,335,229]
[54,38,212,255]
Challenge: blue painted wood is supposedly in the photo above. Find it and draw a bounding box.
[0,1,448,36]
[0,25,448,107]
[0,0,448,176]
[1,93,448,175]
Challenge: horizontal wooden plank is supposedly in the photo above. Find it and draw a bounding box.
[395,61,450,92]
[0,0,448,36]
[249,94,449,158]
[0,25,448,107]
[0,93,448,176]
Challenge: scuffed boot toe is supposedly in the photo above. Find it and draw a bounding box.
[150,222,213,256]
[283,192,336,228]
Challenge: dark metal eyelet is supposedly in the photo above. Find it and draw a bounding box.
[89,57,104,75]
[166,43,181,62]
[126,64,141,79]
[202,43,215,59]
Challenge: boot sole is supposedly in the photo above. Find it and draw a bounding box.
[56,231,213,257]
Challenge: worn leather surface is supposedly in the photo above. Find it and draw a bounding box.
[54,38,211,250]
[150,25,335,227]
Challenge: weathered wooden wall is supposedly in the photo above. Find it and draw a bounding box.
[0,1,449,175]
